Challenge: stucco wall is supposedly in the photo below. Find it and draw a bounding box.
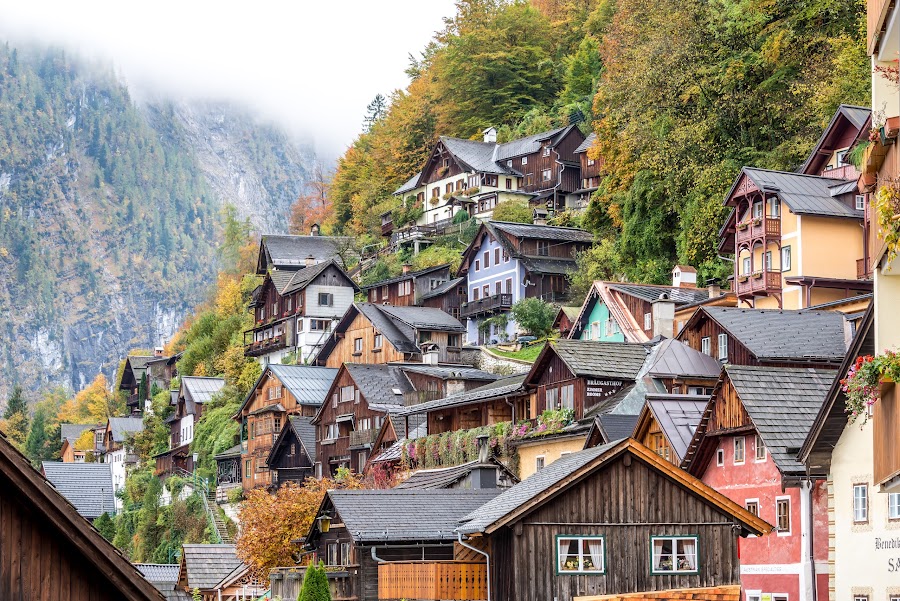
[516,435,586,480]
[799,216,863,281]
[579,300,626,342]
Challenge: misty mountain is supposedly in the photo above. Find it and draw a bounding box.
[0,44,315,400]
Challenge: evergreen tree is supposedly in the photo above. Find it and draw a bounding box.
[4,385,26,419]
[24,407,48,464]
[94,512,116,542]
[362,94,387,132]
[298,562,331,601]
[2,385,29,449]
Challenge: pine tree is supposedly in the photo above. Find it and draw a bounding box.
[25,407,48,464]
[362,94,387,133]
[94,512,116,542]
[4,385,26,419]
[298,562,331,601]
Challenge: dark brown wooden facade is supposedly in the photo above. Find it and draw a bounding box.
[362,265,452,307]
[267,420,315,488]
[420,280,467,320]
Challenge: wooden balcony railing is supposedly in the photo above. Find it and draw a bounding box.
[348,428,380,449]
[821,164,860,181]
[874,382,900,487]
[378,561,487,601]
[735,271,782,297]
[460,293,513,318]
[735,217,781,246]
[244,333,287,357]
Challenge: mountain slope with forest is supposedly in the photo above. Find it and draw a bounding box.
[0,44,315,400]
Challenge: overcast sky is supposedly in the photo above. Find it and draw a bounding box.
[0,0,457,159]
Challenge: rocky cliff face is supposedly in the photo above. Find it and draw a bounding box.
[0,46,316,402]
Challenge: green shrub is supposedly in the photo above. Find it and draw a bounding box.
[298,562,331,601]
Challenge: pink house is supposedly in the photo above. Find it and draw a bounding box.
[681,365,835,601]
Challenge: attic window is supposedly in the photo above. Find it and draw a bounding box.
[542,146,551,157]
[521,156,528,165]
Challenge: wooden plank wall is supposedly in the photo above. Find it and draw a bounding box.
[677,317,760,367]
[708,381,751,432]
[322,312,407,368]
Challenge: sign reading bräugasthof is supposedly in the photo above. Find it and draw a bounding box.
[586,379,624,398]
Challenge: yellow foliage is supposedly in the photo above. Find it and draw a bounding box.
[215,275,244,318]
[74,428,95,451]
[58,374,114,424]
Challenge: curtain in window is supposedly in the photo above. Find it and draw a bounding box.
[652,539,672,571]
[559,538,578,571]
[678,538,697,570]
[585,539,603,571]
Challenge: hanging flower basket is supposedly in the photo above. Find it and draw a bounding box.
[843,350,900,424]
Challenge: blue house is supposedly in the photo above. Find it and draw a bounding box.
[458,221,593,344]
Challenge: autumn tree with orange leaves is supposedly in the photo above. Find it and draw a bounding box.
[289,162,334,235]
[236,474,365,578]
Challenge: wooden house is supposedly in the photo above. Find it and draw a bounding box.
[234,364,338,491]
[176,544,260,601]
[255,230,355,274]
[632,394,708,465]
[553,306,580,338]
[458,221,593,344]
[418,276,467,320]
[675,306,850,368]
[119,354,156,414]
[0,434,165,601]
[799,104,870,179]
[573,132,602,210]
[312,303,469,367]
[376,438,769,601]
[394,457,519,490]
[361,263,452,307]
[143,352,180,398]
[60,423,94,463]
[265,415,317,488]
[642,338,721,395]
[245,258,358,365]
[305,489,502,601]
[681,365,835,601]
[154,376,224,477]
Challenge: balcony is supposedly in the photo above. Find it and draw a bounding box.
[858,258,872,280]
[735,271,782,297]
[244,333,287,358]
[126,392,141,407]
[821,164,860,181]
[735,217,780,246]
[348,428,380,449]
[460,293,513,318]
[377,561,487,601]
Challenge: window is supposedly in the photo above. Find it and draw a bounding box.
[353,338,363,354]
[446,183,453,194]
[734,437,745,464]
[764,251,772,271]
[542,168,552,181]
[505,278,513,294]
[374,333,383,349]
[327,543,339,566]
[495,248,501,265]
[474,259,480,272]
[856,194,865,211]
[340,385,355,403]
[854,596,869,601]
[318,293,333,307]
[716,448,724,466]
[448,333,460,347]
[644,312,652,331]
[506,160,512,167]
[535,456,545,471]
[504,251,510,263]
[432,187,439,198]
[753,202,763,218]
[289,443,296,456]
[781,246,791,272]
[245,459,251,476]
[557,536,605,574]
[650,536,698,574]
[483,284,490,298]
[853,484,868,523]
[542,146,551,157]
[495,281,502,295]
[701,337,711,356]
[746,500,759,516]
[340,542,351,566]
[587,157,595,166]
[560,384,575,410]
[605,317,618,337]
[310,319,331,332]
[890,493,900,519]
[521,156,527,165]
[742,256,751,275]
[325,423,339,440]
[545,387,559,408]
[483,251,490,268]
[286,297,292,312]
[752,435,766,461]
[537,240,549,256]
[506,178,512,190]
[769,197,781,218]
[776,497,791,533]
[718,333,728,361]
[472,288,479,301]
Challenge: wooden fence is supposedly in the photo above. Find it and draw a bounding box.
[377,561,487,601]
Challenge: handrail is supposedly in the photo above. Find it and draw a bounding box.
[172,467,223,544]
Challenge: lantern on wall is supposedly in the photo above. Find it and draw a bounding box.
[316,512,332,533]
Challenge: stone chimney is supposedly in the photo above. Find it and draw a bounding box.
[483,127,497,144]
[651,293,675,338]
[706,278,722,299]
[402,263,412,275]
[533,208,548,225]
[309,223,320,236]
[476,434,490,464]
[672,265,697,288]
[305,254,315,267]
[446,375,467,396]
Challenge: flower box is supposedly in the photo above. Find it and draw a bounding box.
[843,351,900,424]
[752,271,763,279]
[736,221,749,231]
[738,276,749,283]
[752,218,762,226]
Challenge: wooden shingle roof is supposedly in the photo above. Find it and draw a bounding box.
[177,544,242,591]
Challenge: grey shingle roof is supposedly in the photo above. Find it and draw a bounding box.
[376,304,466,332]
[181,377,225,404]
[550,339,651,379]
[327,489,502,543]
[393,171,422,195]
[395,459,517,489]
[489,221,594,243]
[396,374,527,416]
[42,462,115,519]
[701,307,850,361]
[108,417,144,443]
[726,365,836,474]
[259,235,353,270]
[60,423,94,442]
[266,364,339,406]
[740,168,862,218]
[596,414,639,441]
[607,283,711,307]
[458,442,621,534]
[355,303,421,354]
[519,256,579,275]
[441,137,518,175]
[397,364,498,382]
[799,105,871,174]
[646,338,722,379]
[495,126,571,160]
[419,277,465,301]
[135,564,180,585]
[290,416,317,462]
[646,395,708,461]
[345,364,415,409]
[180,544,243,591]
[360,264,450,290]
[574,132,596,154]
[214,444,242,459]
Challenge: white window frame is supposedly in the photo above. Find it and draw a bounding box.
[742,256,751,275]
[644,312,652,331]
[856,194,865,211]
[853,483,868,523]
[649,535,699,574]
[717,333,728,361]
[889,492,900,520]
[754,434,766,462]
[701,337,711,356]
[776,496,791,536]
[781,246,791,272]
[535,455,545,471]
[521,156,528,165]
[734,436,745,465]
[556,535,605,574]
[716,448,724,466]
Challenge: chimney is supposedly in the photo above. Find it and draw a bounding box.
[445,375,466,396]
[651,293,675,338]
[402,263,411,275]
[154,347,164,357]
[482,127,497,144]
[706,278,722,299]
[476,434,490,464]
[309,223,320,236]
[532,208,548,225]
[305,254,315,267]
[672,265,697,288]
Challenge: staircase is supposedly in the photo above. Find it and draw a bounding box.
[207,490,233,544]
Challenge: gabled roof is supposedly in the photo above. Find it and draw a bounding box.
[376,304,466,332]
[528,339,651,383]
[640,394,709,462]
[178,544,242,591]
[395,459,518,490]
[457,439,771,536]
[267,416,317,467]
[683,306,850,363]
[489,221,594,243]
[283,259,357,295]
[419,276,465,302]
[727,168,862,218]
[60,423,94,442]
[497,125,577,160]
[0,439,163,600]
[136,563,181,586]
[440,136,519,175]
[360,264,451,290]
[574,132,597,154]
[318,489,503,543]
[645,338,722,379]
[799,305,873,472]
[344,364,415,409]
[108,417,145,442]
[181,376,225,404]
[41,462,115,520]
[607,282,711,306]
[683,366,836,476]
[396,364,499,382]
[799,104,871,174]
[256,234,353,274]
[595,413,641,441]
[395,374,527,416]
[238,365,338,417]
[393,171,422,195]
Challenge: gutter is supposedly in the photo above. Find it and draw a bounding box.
[457,531,491,601]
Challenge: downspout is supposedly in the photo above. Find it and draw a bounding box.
[370,547,385,563]
[504,395,516,423]
[457,531,491,601]
[806,477,818,601]
[799,478,815,601]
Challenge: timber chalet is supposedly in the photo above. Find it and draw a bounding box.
[154,376,224,477]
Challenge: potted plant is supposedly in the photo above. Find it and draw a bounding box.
[738,275,749,283]
[842,350,900,424]
[875,180,900,263]
[737,221,749,231]
[752,217,762,226]
[752,271,763,279]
